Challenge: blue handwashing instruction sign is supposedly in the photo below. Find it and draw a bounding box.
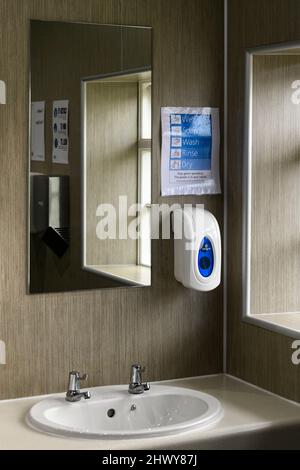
[161,107,220,196]
[169,113,212,174]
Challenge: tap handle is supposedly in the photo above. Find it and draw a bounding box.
[139,366,150,390]
[131,363,145,372]
[79,373,88,381]
[130,363,149,388]
[130,363,144,383]
[68,371,88,391]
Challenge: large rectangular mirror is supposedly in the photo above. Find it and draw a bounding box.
[29,20,152,293]
[243,41,300,337]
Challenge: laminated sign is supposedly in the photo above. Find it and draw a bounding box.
[161,107,220,196]
[52,100,69,164]
[31,101,45,162]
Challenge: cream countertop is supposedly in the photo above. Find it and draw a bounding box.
[0,374,300,450]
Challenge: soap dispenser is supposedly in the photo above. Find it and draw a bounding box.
[173,207,221,291]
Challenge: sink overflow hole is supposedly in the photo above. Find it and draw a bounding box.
[107,409,115,418]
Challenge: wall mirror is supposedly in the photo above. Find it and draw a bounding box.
[29,20,152,293]
[243,41,300,337]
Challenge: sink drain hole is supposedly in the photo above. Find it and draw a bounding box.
[107,408,116,418]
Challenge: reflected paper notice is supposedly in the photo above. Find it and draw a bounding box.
[52,99,69,164]
[31,101,45,161]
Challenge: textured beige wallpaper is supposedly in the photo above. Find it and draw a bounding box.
[228,0,300,402]
[0,0,223,399]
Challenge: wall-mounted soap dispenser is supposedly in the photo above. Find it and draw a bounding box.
[173,207,221,291]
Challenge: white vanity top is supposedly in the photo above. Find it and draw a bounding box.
[0,374,300,450]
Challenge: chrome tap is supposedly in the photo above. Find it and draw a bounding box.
[65,371,91,402]
[128,363,150,394]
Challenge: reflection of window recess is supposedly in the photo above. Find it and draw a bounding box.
[83,70,151,286]
[85,265,151,287]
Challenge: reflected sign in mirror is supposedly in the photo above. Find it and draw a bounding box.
[29,20,152,293]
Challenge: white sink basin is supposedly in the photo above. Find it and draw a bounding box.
[27,384,222,439]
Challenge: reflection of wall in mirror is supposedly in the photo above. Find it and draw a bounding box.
[86,81,138,267]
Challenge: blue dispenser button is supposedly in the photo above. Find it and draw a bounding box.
[198,237,214,277]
